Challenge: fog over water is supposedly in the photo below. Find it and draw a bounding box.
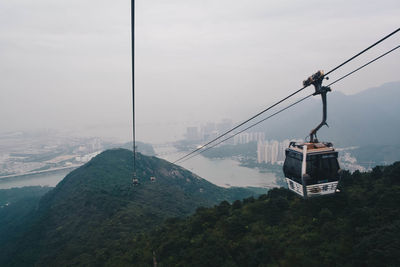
[0,146,277,189]
[156,146,277,189]
[0,168,73,189]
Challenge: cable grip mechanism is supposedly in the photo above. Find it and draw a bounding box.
[304,70,332,143]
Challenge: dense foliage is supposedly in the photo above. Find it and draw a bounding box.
[2,149,399,266]
[126,162,400,266]
[0,149,257,266]
[0,187,52,249]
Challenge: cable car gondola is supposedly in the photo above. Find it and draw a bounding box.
[283,71,341,198]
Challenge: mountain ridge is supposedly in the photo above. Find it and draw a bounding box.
[0,149,260,266]
[1,150,399,266]
[253,81,400,147]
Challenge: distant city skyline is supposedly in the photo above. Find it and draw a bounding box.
[184,119,234,142]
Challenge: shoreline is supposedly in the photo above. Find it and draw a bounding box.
[0,166,78,183]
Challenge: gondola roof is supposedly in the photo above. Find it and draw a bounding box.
[287,142,335,154]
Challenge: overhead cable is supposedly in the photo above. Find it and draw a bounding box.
[131,0,137,178]
[327,45,400,87]
[173,29,400,164]
[172,85,307,163]
[175,44,400,164]
[325,27,399,76]
[180,94,313,163]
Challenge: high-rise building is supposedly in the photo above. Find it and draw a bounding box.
[234,132,265,145]
[270,140,279,164]
[257,139,300,165]
[257,141,265,163]
[264,141,271,163]
[278,139,290,161]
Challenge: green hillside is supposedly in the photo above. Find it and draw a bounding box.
[2,149,399,266]
[0,187,52,248]
[0,149,258,266]
[126,163,400,266]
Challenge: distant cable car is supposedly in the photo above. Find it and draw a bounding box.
[283,71,341,198]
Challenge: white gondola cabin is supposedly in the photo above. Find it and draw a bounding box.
[283,142,340,197]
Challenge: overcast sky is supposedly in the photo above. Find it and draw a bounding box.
[1,0,399,143]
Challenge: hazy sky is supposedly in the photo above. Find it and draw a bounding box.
[1,0,399,143]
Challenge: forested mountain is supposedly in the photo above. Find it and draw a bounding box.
[0,149,257,266]
[1,149,399,266]
[127,162,400,266]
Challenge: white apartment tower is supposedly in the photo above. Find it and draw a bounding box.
[257,139,294,165]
